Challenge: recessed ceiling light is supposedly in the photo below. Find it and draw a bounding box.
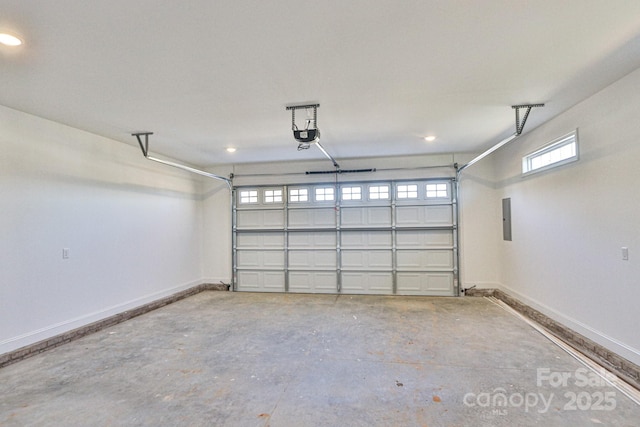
[226,147,237,153]
[424,136,436,142]
[0,32,23,47]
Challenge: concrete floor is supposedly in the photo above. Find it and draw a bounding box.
[1,292,638,426]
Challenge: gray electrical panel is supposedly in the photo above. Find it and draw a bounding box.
[502,198,512,241]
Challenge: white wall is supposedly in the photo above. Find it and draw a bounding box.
[0,106,204,354]
[201,165,233,284]
[457,154,502,290]
[490,67,640,365]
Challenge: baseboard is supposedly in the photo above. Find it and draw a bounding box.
[466,288,640,391]
[0,282,227,369]
[201,278,232,289]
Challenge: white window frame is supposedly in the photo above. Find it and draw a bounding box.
[239,190,258,204]
[522,130,579,176]
[341,186,362,201]
[426,183,448,199]
[264,189,283,204]
[315,187,335,202]
[289,188,309,203]
[396,184,418,199]
[368,185,390,200]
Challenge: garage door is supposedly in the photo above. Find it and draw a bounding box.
[232,179,458,296]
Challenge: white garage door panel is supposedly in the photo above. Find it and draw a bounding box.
[396,205,453,226]
[236,232,285,249]
[288,208,336,228]
[288,250,337,269]
[396,230,453,248]
[236,250,285,269]
[342,250,392,270]
[341,231,392,248]
[396,272,454,296]
[396,250,453,270]
[237,271,285,292]
[237,210,285,229]
[289,271,337,293]
[288,232,337,248]
[342,272,393,294]
[341,206,391,227]
[233,179,457,296]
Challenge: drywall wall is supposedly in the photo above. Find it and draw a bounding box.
[0,105,204,354]
[201,165,233,285]
[456,153,502,290]
[491,66,640,365]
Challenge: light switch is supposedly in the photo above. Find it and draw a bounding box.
[622,247,629,261]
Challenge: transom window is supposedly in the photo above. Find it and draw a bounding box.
[341,186,362,201]
[523,130,578,175]
[315,187,335,201]
[264,189,282,203]
[369,185,389,200]
[426,183,448,198]
[289,188,308,202]
[239,190,258,204]
[397,184,418,199]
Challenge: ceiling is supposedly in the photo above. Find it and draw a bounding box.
[2,1,640,167]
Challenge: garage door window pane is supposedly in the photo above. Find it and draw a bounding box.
[315,187,335,201]
[240,190,258,204]
[369,185,389,200]
[426,183,447,198]
[289,188,308,202]
[342,186,362,200]
[397,184,418,199]
[264,189,282,203]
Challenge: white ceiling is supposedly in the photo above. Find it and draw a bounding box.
[2,1,640,167]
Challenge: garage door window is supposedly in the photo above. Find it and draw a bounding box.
[342,186,362,200]
[397,184,418,199]
[264,189,283,203]
[426,183,448,198]
[239,190,258,204]
[289,188,309,202]
[315,187,335,201]
[369,185,389,200]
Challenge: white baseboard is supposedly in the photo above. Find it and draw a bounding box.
[497,283,640,366]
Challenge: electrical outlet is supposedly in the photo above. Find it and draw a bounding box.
[62,248,70,259]
[621,247,629,261]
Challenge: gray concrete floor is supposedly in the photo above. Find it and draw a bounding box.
[1,292,638,427]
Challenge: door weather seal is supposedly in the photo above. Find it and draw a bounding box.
[131,132,232,189]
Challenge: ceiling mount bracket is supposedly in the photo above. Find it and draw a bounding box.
[512,104,545,135]
[133,131,153,157]
[131,132,232,188]
[457,103,545,174]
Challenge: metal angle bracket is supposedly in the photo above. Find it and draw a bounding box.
[512,104,545,135]
[132,131,153,157]
[130,132,232,187]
